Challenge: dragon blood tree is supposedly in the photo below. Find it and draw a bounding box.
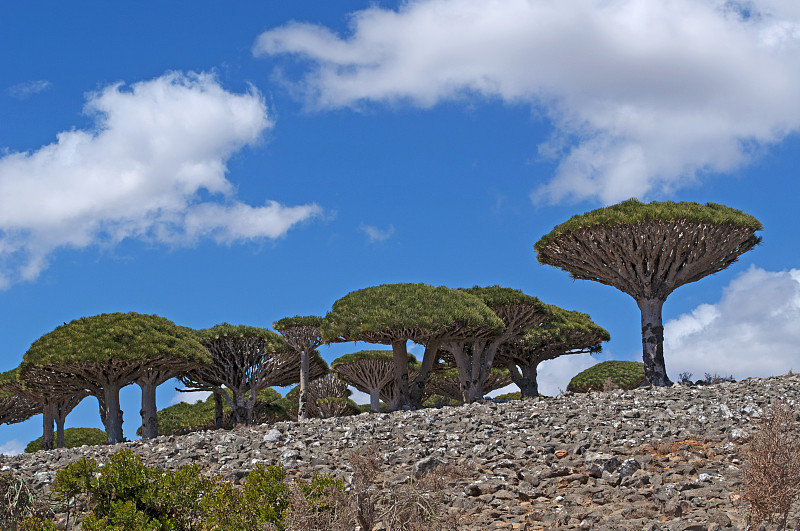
[22,313,207,444]
[331,350,418,412]
[321,283,502,410]
[273,315,324,420]
[179,324,327,425]
[495,306,609,398]
[442,286,553,402]
[424,363,512,404]
[535,199,762,386]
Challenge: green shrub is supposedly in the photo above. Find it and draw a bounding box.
[494,391,522,401]
[201,463,291,530]
[25,428,107,453]
[422,394,461,408]
[567,361,645,392]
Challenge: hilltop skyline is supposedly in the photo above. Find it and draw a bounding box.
[1,1,798,454]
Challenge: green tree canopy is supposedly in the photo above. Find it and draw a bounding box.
[535,199,761,386]
[22,312,208,444]
[322,283,503,409]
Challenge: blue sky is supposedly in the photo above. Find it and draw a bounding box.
[1,1,799,454]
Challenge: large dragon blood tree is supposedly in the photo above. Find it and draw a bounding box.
[321,283,503,410]
[535,199,762,386]
[179,324,327,426]
[441,286,553,402]
[495,306,609,398]
[273,315,325,420]
[22,313,208,444]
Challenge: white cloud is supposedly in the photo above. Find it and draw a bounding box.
[348,386,370,405]
[359,223,394,242]
[170,389,212,405]
[665,265,800,380]
[0,439,24,456]
[255,0,800,204]
[0,72,321,287]
[7,80,52,99]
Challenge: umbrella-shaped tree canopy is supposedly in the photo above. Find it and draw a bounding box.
[332,350,417,412]
[535,199,761,386]
[322,283,503,409]
[23,312,208,444]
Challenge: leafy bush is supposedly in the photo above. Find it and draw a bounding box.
[567,360,645,392]
[47,449,349,530]
[25,428,107,454]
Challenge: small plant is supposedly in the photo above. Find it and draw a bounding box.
[678,372,693,385]
[697,373,736,385]
[602,377,618,392]
[742,404,800,529]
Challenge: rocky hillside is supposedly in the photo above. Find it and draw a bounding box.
[2,374,799,530]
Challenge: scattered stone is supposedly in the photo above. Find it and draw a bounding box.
[2,375,799,530]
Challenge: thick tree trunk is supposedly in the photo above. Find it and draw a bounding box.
[55,404,67,448]
[231,389,247,425]
[391,340,410,410]
[42,402,55,451]
[637,297,672,386]
[519,363,539,398]
[409,340,441,407]
[213,391,223,429]
[138,381,158,439]
[369,388,380,412]
[298,349,310,420]
[103,383,124,444]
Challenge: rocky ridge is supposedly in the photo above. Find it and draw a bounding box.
[2,374,799,530]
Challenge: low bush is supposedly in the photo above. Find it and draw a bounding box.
[567,360,645,392]
[742,404,800,529]
[25,428,107,453]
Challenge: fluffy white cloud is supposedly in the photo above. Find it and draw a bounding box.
[255,0,800,204]
[359,223,395,243]
[0,439,24,456]
[0,72,321,287]
[665,266,800,380]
